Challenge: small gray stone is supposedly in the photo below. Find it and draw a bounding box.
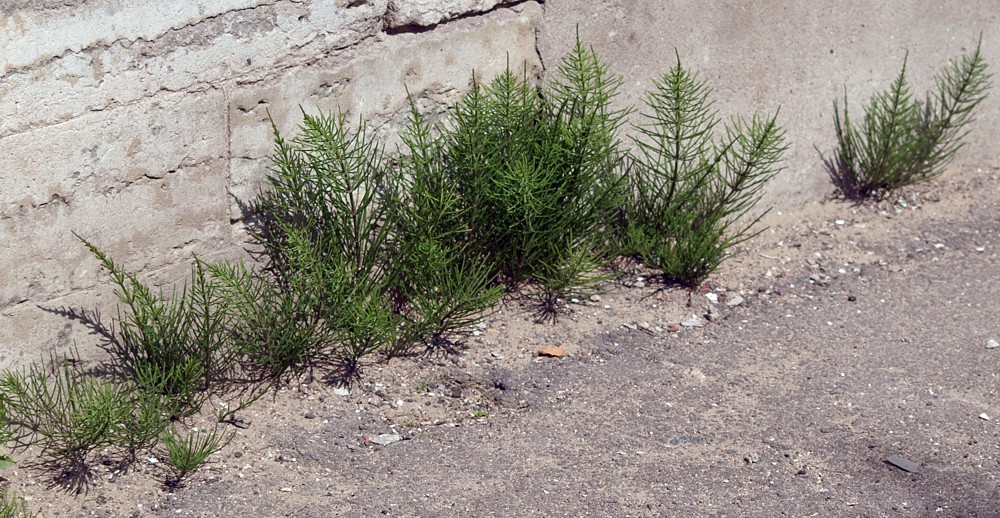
[885,455,920,473]
[622,322,638,331]
[589,294,601,303]
[304,410,316,419]
[680,315,704,328]
[744,452,760,464]
[666,435,709,447]
[637,321,656,335]
[633,280,646,288]
[726,294,745,308]
[809,273,831,286]
[334,387,350,397]
[372,433,404,446]
[987,339,999,349]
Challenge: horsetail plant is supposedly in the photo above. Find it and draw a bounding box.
[621,51,787,286]
[831,36,991,198]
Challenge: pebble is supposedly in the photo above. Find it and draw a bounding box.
[987,339,999,349]
[666,435,709,447]
[304,411,316,419]
[334,387,350,397]
[637,321,656,335]
[744,452,760,464]
[980,413,991,421]
[885,455,920,473]
[976,246,986,253]
[834,219,845,225]
[589,294,601,303]
[633,280,646,288]
[809,273,831,286]
[537,346,567,358]
[371,434,404,446]
[680,315,704,328]
[705,293,719,303]
[622,322,638,331]
[726,294,745,308]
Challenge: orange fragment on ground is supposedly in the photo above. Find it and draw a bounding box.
[537,346,567,357]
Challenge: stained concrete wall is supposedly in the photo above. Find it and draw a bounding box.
[537,0,1000,207]
[2,1,998,369]
[0,0,542,367]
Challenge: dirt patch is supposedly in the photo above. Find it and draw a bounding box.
[7,159,1000,516]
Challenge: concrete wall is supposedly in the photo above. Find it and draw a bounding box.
[0,0,542,367]
[2,0,998,368]
[537,0,1000,207]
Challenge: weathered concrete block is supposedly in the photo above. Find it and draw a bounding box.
[0,89,233,365]
[228,3,543,219]
[0,0,389,138]
[538,0,1000,208]
[386,0,505,27]
[0,1,542,369]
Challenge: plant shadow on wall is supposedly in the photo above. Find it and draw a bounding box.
[2,35,788,498]
[823,35,992,201]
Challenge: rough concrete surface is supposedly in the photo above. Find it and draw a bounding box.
[1,1,999,371]
[0,0,542,368]
[537,0,1000,208]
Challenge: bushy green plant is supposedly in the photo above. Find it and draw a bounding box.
[252,111,408,368]
[162,425,228,485]
[207,258,324,381]
[389,101,504,350]
[620,52,787,286]
[832,36,991,198]
[440,37,629,314]
[76,235,239,419]
[0,352,167,477]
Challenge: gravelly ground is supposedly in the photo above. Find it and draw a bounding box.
[8,160,1000,517]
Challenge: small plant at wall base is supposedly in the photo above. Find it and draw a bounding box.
[75,234,243,420]
[389,100,504,351]
[437,36,630,316]
[0,351,167,491]
[620,51,787,287]
[830,36,992,199]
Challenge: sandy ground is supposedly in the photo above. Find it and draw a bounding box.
[5,158,1000,517]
